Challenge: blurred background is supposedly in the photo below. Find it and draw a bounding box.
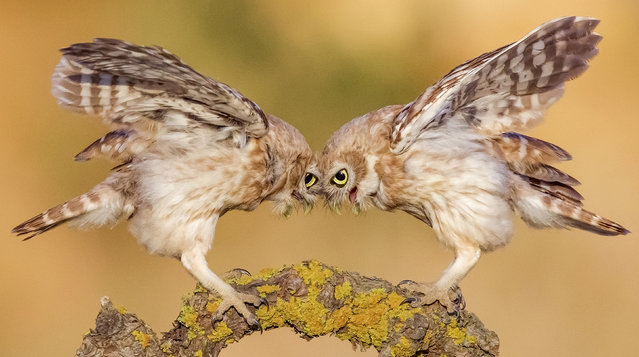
[1,1,637,356]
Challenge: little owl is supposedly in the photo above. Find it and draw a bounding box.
[12,39,321,326]
[318,17,628,311]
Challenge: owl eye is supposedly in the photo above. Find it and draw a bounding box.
[331,169,348,187]
[304,173,317,188]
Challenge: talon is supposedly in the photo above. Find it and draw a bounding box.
[232,268,251,276]
[398,279,418,287]
[223,268,252,281]
[452,293,465,310]
[448,301,462,317]
[245,314,260,330]
[447,285,465,313]
[260,297,270,310]
[401,297,417,305]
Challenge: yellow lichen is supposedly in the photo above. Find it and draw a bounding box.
[326,305,351,331]
[193,350,203,357]
[228,267,282,286]
[386,292,418,322]
[293,260,333,286]
[334,281,352,300]
[178,305,203,339]
[445,319,476,345]
[257,289,354,335]
[228,274,255,286]
[115,305,128,314]
[207,321,233,342]
[390,336,414,357]
[276,295,331,336]
[131,330,151,349]
[256,267,280,280]
[248,261,341,336]
[257,284,281,297]
[184,261,438,353]
[332,288,425,349]
[338,288,390,346]
[206,300,221,314]
[256,303,285,329]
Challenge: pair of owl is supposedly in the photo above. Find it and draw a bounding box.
[13,17,628,326]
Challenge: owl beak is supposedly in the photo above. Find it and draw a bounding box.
[348,187,358,204]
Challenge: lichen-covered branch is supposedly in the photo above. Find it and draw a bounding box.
[76,260,499,357]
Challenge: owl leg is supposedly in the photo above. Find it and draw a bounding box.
[402,245,480,313]
[181,249,263,327]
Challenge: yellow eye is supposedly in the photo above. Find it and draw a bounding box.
[331,169,348,187]
[304,173,317,188]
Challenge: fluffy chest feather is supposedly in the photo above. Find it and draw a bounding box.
[378,124,514,250]
[127,138,268,256]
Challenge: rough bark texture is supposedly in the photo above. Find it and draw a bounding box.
[76,260,499,357]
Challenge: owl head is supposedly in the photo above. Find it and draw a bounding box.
[263,115,322,216]
[318,107,398,213]
[319,150,370,214]
[275,151,321,217]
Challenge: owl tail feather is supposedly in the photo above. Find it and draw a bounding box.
[550,199,630,236]
[513,183,629,236]
[12,187,127,240]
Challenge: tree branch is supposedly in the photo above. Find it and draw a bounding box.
[76,260,499,357]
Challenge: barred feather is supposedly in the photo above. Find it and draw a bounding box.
[12,188,126,240]
[391,16,601,153]
[52,38,268,140]
[542,195,629,236]
[488,132,579,185]
[492,132,571,164]
[74,129,147,162]
[519,175,583,204]
[510,163,579,186]
[511,178,628,236]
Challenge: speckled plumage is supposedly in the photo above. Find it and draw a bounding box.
[12,38,320,325]
[319,17,628,310]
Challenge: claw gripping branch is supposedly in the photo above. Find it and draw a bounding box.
[76,261,499,357]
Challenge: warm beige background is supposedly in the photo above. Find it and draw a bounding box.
[1,1,637,356]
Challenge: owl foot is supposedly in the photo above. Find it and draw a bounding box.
[398,281,465,315]
[212,291,266,329]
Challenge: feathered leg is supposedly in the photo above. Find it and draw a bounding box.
[179,216,263,327]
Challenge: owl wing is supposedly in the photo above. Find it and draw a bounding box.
[390,16,600,154]
[52,38,268,161]
[389,17,627,236]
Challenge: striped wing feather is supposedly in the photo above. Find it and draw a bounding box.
[52,38,269,162]
[390,16,600,153]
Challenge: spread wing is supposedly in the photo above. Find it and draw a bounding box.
[52,38,268,161]
[387,17,626,236]
[390,16,601,154]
